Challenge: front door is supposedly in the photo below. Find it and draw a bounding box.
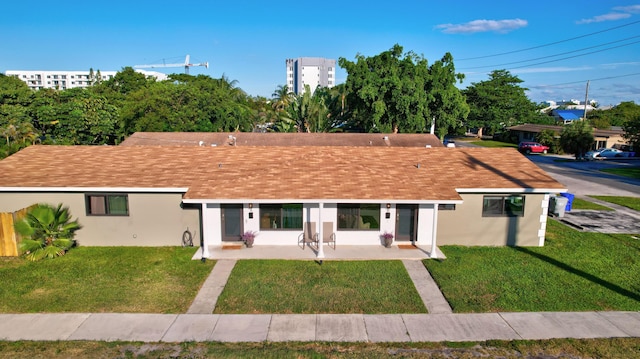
[395,204,418,242]
[221,204,243,242]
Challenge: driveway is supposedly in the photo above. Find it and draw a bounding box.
[526,154,640,233]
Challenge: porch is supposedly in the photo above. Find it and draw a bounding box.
[192,244,446,261]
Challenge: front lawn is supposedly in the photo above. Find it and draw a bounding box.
[571,197,613,211]
[589,195,640,211]
[1,338,639,358]
[470,140,518,148]
[214,260,426,314]
[0,247,214,313]
[425,220,640,312]
[601,167,640,179]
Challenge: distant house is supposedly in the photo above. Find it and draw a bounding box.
[0,141,566,258]
[551,109,587,124]
[507,124,628,150]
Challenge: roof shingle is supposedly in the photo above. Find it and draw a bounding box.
[0,145,565,201]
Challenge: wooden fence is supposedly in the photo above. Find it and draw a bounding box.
[0,205,36,257]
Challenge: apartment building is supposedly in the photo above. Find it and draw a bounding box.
[285,57,335,95]
[5,69,167,90]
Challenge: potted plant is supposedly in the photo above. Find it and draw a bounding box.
[381,231,394,248]
[241,230,257,248]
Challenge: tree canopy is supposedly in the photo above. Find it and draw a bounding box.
[339,44,468,135]
[463,70,540,137]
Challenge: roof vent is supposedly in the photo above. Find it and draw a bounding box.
[383,136,389,140]
[199,141,204,146]
[425,145,431,148]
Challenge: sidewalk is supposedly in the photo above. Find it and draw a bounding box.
[0,311,638,342]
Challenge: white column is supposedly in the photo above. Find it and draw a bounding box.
[317,202,325,259]
[201,204,211,258]
[430,205,438,258]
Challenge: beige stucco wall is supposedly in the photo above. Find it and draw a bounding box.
[0,192,199,246]
[437,193,546,246]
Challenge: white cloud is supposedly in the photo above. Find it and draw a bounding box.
[577,4,640,24]
[613,5,640,13]
[577,12,631,24]
[436,19,527,34]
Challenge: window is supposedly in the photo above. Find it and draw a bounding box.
[260,204,302,230]
[338,204,380,230]
[438,204,456,210]
[86,194,129,216]
[482,195,524,217]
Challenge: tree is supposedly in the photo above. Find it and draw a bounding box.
[622,114,640,151]
[463,70,539,137]
[339,45,468,135]
[560,120,594,160]
[536,129,561,154]
[339,44,431,133]
[424,53,469,139]
[15,203,81,261]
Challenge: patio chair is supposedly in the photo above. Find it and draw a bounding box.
[322,221,336,249]
[298,222,318,249]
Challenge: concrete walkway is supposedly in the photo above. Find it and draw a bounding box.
[187,259,236,314]
[0,311,638,342]
[403,260,452,314]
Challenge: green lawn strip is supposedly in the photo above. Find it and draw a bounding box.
[425,220,640,313]
[571,197,614,211]
[1,338,639,358]
[470,140,518,148]
[0,247,214,313]
[601,167,640,179]
[589,195,640,211]
[214,260,426,314]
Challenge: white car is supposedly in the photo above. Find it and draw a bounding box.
[585,148,624,160]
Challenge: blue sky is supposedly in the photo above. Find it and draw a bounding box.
[2,1,639,107]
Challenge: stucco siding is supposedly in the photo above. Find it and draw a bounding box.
[0,192,198,246]
[437,193,546,246]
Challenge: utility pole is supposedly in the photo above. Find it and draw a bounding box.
[583,80,590,121]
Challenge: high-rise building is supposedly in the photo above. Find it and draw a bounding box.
[4,69,167,91]
[285,57,335,95]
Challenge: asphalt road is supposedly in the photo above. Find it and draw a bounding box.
[525,154,640,197]
[454,139,640,197]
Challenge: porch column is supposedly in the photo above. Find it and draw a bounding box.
[317,202,325,259]
[430,205,438,259]
[201,203,211,258]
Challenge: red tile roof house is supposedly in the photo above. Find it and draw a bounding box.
[0,135,566,259]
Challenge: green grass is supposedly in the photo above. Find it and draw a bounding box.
[1,339,639,358]
[424,220,640,312]
[601,167,640,179]
[0,247,214,313]
[470,140,518,148]
[214,260,426,314]
[590,195,640,211]
[571,197,614,211]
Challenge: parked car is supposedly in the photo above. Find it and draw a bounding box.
[444,139,456,148]
[585,148,624,160]
[518,142,549,154]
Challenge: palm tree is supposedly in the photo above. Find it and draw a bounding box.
[15,203,82,261]
[271,84,293,112]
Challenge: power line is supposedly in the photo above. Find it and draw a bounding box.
[507,40,640,70]
[459,35,640,70]
[457,19,640,61]
[532,72,640,88]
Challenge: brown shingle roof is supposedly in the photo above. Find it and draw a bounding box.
[507,124,624,138]
[0,146,565,201]
[120,132,445,147]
